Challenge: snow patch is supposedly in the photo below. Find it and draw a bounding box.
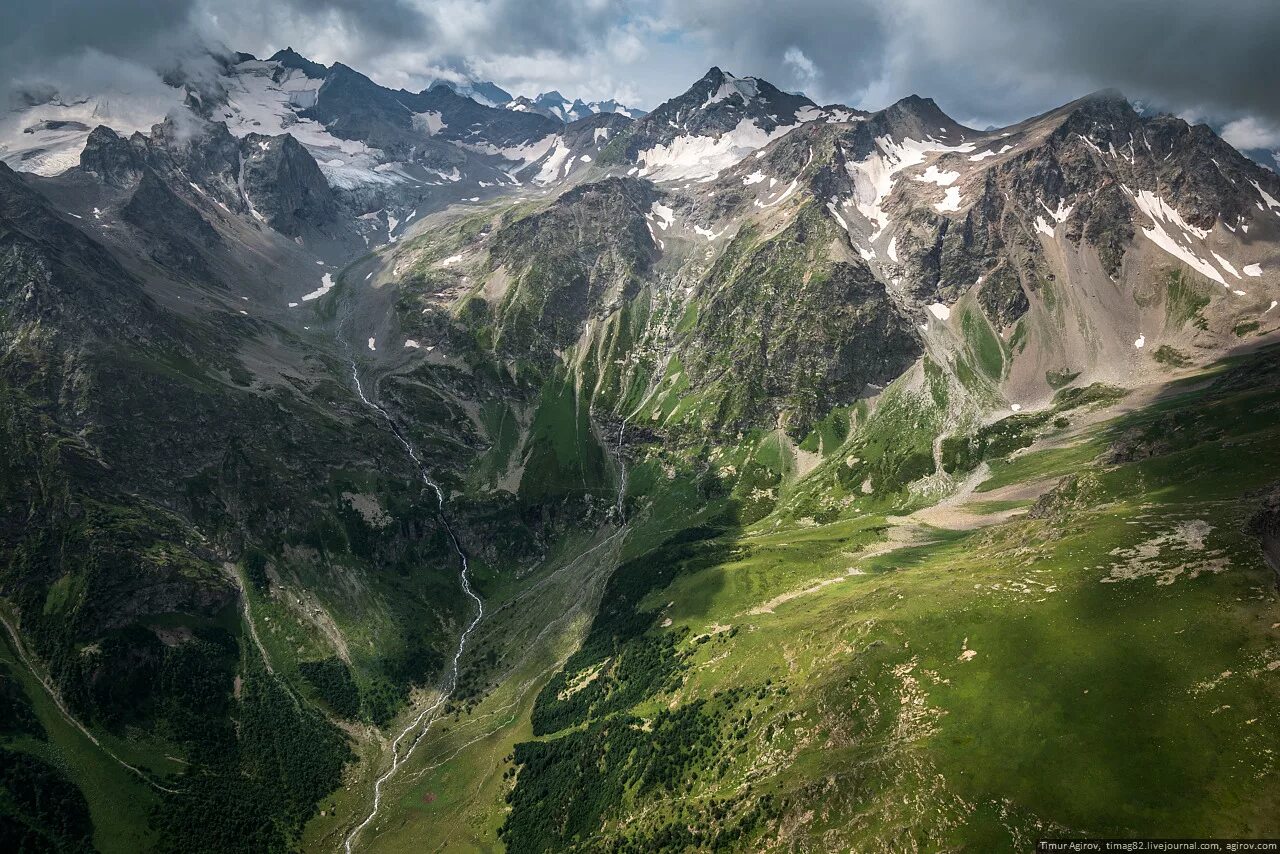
[1133,190,1210,239]
[825,202,849,231]
[1243,263,1263,277]
[1129,189,1224,285]
[754,178,798,209]
[413,111,446,136]
[844,134,974,239]
[701,73,759,109]
[1211,252,1241,278]
[300,273,335,302]
[214,62,391,189]
[1250,180,1280,211]
[935,186,962,212]
[534,138,573,184]
[636,115,812,182]
[1040,198,1074,224]
[915,165,959,186]
[821,108,863,123]
[649,201,675,230]
[927,303,951,321]
[470,133,558,173]
[2,85,184,176]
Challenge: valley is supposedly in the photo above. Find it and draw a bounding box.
[310,336,1280,852]
[1,44,1278,853]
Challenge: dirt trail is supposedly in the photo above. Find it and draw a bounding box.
[902,474,1055,531]
[745,524,924,615]
[0,609,181,795]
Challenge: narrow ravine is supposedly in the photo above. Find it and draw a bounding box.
[333,271,635,851]
[615,418,628,523]
[340,336,483,853]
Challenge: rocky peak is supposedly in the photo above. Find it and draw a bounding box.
[1047,90,1140,147]
[143,116,246,213]
[422,78,513,108]
[616,68,819,180]
[0,161,162,337]
[878,94,972,142]
[461,80,514,107]
[78,126,147,187]
[267,47,330,79]
[506,91,643,123]
[1023,91,1280,239]
[239,132,343,238]
[397,83,560,147]
[640,67,815,137]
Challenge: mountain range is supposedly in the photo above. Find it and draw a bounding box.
[1,44,1278,853]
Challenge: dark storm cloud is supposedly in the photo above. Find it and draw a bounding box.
[2,0,1277,143]
[0,0,196,61]
[670,0,888,101]
[0,0,431,75]
[668,0,1280,129]
[939,0,1280,122]
[455,0,628,56]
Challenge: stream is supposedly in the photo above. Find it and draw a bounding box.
[341,345,483,853]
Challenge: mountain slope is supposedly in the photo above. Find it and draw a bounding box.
[2,54,1280,854]
[325,72,1280,851]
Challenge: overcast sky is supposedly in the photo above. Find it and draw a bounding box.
[3,0,1278,153]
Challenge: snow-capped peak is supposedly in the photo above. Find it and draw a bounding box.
[504,91,644,123]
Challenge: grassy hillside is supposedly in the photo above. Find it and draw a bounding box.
[353,344,1280,851]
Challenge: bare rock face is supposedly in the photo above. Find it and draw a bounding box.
[239,132,342,238]
[121,169,222,279]
[482,176,659,358]
[76,113,358,254]
[681,204,921,434]
[77,126,146,187]
[394,82,560,149]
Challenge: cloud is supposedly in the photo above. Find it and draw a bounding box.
[782,47,818,88]
[0,0,433,93]
[1220,116,1280,154]
[2,0,1278,146]
[657,0,1280,129]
